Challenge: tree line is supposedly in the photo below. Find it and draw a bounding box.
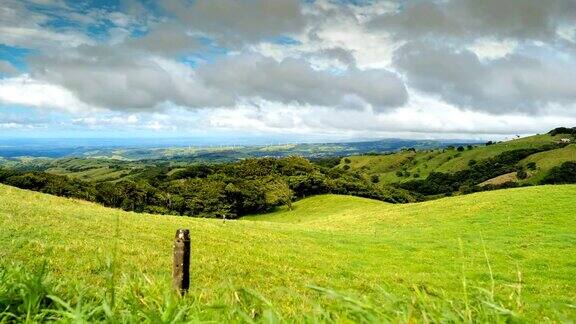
[0,156,415,218]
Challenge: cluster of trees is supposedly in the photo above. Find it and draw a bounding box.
[0,156,416,219]
[548,127,576,136]
[541,161,576,184]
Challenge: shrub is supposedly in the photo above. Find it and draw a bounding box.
[343,158,351,164]
[541,161,576,184]
[526,162,537,170]
[548,127,576,136]
[370,175,380,183]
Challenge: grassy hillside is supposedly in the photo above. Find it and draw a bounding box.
[338,133,574,186]
[519,144,576,184]
[1,184,575,322]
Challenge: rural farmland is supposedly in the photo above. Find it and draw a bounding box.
[1,184,575,321]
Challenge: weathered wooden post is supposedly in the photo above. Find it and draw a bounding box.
[173,229,190,295]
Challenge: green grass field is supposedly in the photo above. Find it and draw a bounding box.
[1,184,575,322]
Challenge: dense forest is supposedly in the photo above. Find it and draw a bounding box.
[0,156,415,218]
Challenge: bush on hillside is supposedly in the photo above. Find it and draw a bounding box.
[541,161,576,184]
[548,127,576,136]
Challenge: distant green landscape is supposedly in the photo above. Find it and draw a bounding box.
[0,138,468,161]
[0,128,575,322]
[0,128,574,219]
[1,184,575,322]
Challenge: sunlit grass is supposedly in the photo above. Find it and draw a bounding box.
[1,184,575,321]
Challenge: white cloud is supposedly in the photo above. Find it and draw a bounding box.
[467,38,518,60]
[199,94,576,139]
[0,75,100,114]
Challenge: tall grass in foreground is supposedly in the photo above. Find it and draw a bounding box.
[3,261,567,323]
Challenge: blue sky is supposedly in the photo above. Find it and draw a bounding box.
[0,0,575,142]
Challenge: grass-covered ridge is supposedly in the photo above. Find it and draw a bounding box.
[1,184,575,321]
[339,132,574,185]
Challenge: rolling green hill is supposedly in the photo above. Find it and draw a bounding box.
[1,184,575,322]
[518,144,576,184]
[338,132,575,187]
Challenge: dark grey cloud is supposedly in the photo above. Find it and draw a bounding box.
[197,54,407,111]
[28,46,407,111]
[369,0,576,41]
[316,47,357,66]
[394,42,576,113]
[160,0,306,46]
[124,23,202,55]
[28,45,227,110]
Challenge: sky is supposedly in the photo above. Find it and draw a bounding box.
[0,0,575,142]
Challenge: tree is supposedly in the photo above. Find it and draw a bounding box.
[370,174,380,184]
[548,127,576,136]
[263,178,294,210]
[541,162,576,184]
[457,146,465,152]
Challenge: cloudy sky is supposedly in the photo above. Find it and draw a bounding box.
[1,0,575,141]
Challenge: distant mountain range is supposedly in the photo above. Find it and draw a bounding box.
[0,138,479,160]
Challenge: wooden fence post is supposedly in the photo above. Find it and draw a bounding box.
[173,229,190,295]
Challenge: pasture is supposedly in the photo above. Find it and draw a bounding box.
[0,184,575,322]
